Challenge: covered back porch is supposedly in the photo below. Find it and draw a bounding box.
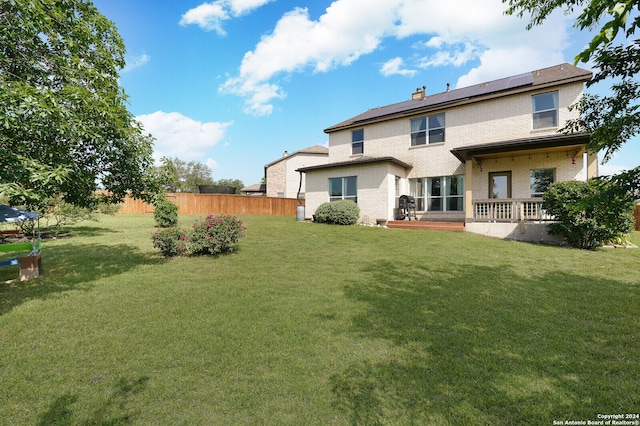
[451,133,597,242]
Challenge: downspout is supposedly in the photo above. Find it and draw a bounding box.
[296,170,305,221]
[296,171,303,205]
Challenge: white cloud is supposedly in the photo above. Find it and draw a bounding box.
[180,0,274,35]
[454,10,569,87]
[122,53,150,73]
[394,0,520,40]
[456,45,564,88]
[228,0,274,15]
[598,145,638,176]
[598,162,628,177]
[380,57,416,77]
[418,41,481,69]
[205,158,219,172]
[221,0,574,114]
[221,2,397,115]
[423,37,444,49]
[204,158,218,171]
[180,3,228,34]
[136,111,233,162]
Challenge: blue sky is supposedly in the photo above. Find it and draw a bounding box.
[93,0,639,186]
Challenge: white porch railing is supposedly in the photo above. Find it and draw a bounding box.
[472,198,554,222]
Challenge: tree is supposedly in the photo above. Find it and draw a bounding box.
[0,0,162,211]
[503,0,640,168]
[543,178,634,249]
[212,178,244,194]
[155,157,215,193]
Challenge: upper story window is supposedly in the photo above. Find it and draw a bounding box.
[532,92,558,130]
[352,129,364,155]
[411,113,445,146]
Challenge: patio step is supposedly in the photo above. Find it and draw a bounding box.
[386,220,465,232]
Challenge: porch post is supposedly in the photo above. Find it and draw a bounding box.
[465,159,474,222]
[586,151,598,179]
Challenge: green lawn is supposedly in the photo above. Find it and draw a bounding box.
[0,215,638,425]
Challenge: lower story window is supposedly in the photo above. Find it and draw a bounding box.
[329,176,357,203]
[410,175,463,211]
[530,168,555,197]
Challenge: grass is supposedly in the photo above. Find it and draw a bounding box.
[0,214,639,425]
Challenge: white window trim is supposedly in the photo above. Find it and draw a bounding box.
[410,113,445,146]
[351,129,364,155]
[410,175,464,212]
[329,176,357,203]
[532,92,558,130]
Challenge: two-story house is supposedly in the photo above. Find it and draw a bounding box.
[298,63,597,242]
[265,145,329,198]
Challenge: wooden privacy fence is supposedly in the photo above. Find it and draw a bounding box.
[117,193,303,216]
[635,204,640,231]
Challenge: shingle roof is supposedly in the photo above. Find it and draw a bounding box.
[264,144,328,168]
[241,183,266,193]
[297,156,412,172]
[297,144,329,155]
[325,63,592,133]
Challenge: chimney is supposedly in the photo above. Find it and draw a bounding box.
[446,83,450,92]
[283,150,289,157]
[411,85,426,100]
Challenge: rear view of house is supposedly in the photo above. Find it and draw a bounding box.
[298,64,596,242]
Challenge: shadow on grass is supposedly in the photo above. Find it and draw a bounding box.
[41,224,120,240]
[38,376,150,425]
[0,243,165,316]
[331,260,639,425]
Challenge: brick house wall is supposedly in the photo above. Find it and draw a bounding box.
[265,147,328,198]
[266,160,286,198]
[304,162,406,221]
[302,64,594,228]
[327,82,584,181]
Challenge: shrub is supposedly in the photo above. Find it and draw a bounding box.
[47,200,97,226]
[544,179,634,249]
[151,215,246,257]
[188,215,246,255]
[154,198,178,228]
[314,200,360,225]
[95,200,121,215]
[151,227,188,257]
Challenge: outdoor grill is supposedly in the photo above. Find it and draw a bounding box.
[396,195,416,221]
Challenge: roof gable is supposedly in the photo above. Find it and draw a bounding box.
[264,144,328,168]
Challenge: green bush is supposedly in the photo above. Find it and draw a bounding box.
[544,179,634,250]
[150,215,246,257]
[314,200,360,225]
[95,200,121,215]
[151,227,188,257]
[154,198,178,228]
[188,215,246,255]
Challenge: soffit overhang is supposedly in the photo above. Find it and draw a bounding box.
[450,133,590,162]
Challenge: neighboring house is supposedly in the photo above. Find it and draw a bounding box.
[265,145,329,198]
[298,63,598,242]
[240,183,266,196]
